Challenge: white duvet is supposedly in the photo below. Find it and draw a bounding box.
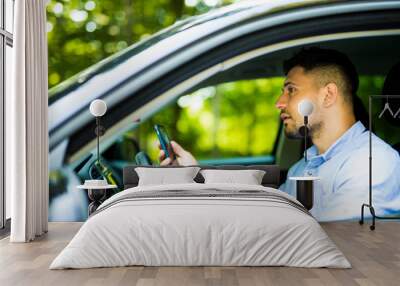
[50,183,351,269]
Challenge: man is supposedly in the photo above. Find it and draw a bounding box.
[159,47,400,221]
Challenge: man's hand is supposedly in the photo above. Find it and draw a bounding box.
[158,141,198,166]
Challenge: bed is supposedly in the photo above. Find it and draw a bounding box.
[50,165,350,269]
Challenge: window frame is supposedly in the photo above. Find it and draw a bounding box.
[1,0,14,231]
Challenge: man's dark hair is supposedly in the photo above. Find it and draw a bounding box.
[283,47,359,103]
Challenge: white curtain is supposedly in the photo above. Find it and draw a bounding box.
[7,0,49,242]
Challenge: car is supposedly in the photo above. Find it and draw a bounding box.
[48,0,400,221]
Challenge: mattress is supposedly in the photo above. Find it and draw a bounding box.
[50,183,351,269]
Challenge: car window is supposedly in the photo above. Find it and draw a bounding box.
[103,78,283,166]
[103,75,390,165]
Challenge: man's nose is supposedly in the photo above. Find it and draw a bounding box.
[275,94,287,110]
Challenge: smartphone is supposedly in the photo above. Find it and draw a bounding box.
[154,124,175,161]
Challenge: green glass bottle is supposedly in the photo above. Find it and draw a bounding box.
[94,160,120,195]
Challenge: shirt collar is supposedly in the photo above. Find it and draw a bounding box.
[307,121,366,165]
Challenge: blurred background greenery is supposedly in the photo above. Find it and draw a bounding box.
[135,78,284,162]
[46,0,236,88]
[46,0,389,165]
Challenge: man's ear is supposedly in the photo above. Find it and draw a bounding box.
[322,82,338,107]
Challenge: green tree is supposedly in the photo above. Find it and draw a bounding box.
[47,0,235,88]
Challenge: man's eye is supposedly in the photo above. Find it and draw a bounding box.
[288,86,294,93]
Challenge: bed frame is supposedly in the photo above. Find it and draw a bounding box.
[123,165,281,190]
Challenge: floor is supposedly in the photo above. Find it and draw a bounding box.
[0,222,399,286]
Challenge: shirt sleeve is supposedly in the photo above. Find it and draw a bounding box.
[320,146,400,221]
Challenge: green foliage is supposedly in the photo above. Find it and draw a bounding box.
[47,0,235,88]
[117,78,283,163]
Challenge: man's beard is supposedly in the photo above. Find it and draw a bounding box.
[284,121,322,140]
[284,125,303,139]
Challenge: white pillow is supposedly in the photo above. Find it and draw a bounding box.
[136,167,201,186]
[200,169,266,185]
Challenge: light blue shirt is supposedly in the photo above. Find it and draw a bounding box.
[280,121,400,221]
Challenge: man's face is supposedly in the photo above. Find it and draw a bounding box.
[275,66,322,139]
